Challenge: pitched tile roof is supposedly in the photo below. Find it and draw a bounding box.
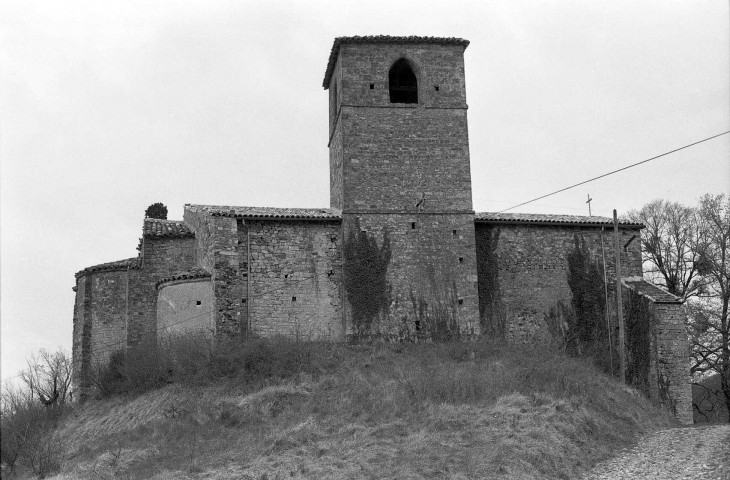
[323,35,470,88]
[143,219,194,238]
[156,267,212,289]
[187,204,342,221]
[622,277,683,304]
[474,212,643,228]
[75,257,140,278]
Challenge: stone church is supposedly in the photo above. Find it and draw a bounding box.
[72,36,691,422]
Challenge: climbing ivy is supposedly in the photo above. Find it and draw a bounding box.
[343,223,391,338]
[565,235,607,357]
[409,271,460,342]
[624,288,654,395]
[475,225,506,337]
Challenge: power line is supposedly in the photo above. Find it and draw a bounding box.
[498,131,730,213]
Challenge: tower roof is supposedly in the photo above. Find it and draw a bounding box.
[322,35,470,89]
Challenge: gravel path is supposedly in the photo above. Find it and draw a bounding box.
[583,424,730,480]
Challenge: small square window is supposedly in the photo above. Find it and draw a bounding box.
[459,257,464,264]
[369,84,374,89]
[196,300,201,305]
[242,299,247,304]
[458,298,464,305]
[292,296,297,302]
[434,85,440,91]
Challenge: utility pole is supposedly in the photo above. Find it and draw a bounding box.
[613,209,626,384]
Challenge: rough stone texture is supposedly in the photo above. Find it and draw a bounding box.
[72,220,196,390]
[184,207,245,337]
[71,36,693,424]
[342,213,479,338]
[648,303,693,424]
[248,220,343,339]
[328,40,478,339]
[126,232,196,346]
[157,278,214,336]
[475,222,642,343]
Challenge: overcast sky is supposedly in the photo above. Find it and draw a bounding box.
[2,0,728,383]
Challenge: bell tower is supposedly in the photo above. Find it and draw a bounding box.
[324,36,479,338]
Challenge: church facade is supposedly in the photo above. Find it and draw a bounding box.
[72,36,692,422]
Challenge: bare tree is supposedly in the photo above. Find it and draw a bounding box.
[688,194,730,422]
[19,349,73,407]
[626,199,705,299]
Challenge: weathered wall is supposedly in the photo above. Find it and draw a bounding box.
[329,42,479,340]
[248,220,343,339]
[72,263,135,392]
[88,270,129,367]
[127,232,196,346]
[157,279,214,335]
[184,207,246,336]
[342,213,479,339]
[475,223,642,343]
[649,303,693,424]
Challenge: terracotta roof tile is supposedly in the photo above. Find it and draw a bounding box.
[323,35,470,88]
[474,212,643,228]
[187,204,342,221]
[156,268,211,289]
[622,277,683,304]
[76,257,140,278]
[143,219,194,238]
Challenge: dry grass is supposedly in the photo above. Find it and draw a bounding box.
[33,339,677,480]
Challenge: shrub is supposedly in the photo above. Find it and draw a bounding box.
[91,333,327,399]
[1,384,66,478]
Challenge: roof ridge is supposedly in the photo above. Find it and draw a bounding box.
[75,257,140,278]
[475,211,644,228]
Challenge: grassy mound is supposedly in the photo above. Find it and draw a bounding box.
[27,338,675,480]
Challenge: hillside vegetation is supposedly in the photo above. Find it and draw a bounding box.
[12,336,677,479]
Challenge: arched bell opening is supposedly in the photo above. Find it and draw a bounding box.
[389,58,418,104]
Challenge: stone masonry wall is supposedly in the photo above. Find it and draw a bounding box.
[88,270,130,368]
[73,266,134,392]
[343,213,479,339]
[248,220,343,339]
[184,208,247,337]
[127,236,196,347]
[330,42,478,341]
[649,302,693,424]
[157,279,215,336]
[72,276,89,392]
[475,223,643,343]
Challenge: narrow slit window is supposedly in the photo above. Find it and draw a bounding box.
[389,59,418,104]
[459,257,464,264]
[411,222,416,230]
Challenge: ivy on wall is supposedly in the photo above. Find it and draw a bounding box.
[409,270,460,341]
[545,235,615,373]
[475,225,506,337]
[566,235,607,354]
[624,288,654,395]
[343,224,392,338]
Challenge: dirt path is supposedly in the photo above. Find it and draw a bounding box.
[583,424,730,480]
